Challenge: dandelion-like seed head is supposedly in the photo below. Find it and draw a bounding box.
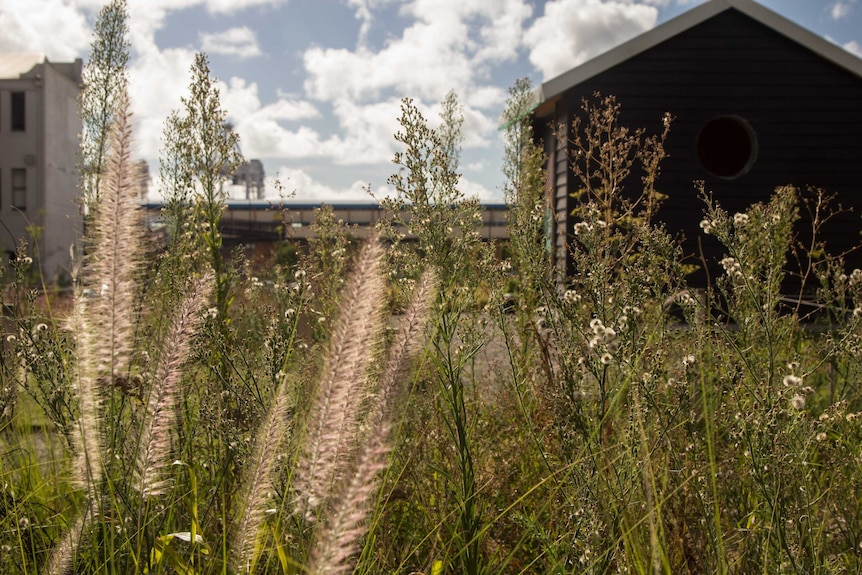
[816,431,828,442]
[790,395,806,410]
[783,374,802,387]
[600,352,613,365]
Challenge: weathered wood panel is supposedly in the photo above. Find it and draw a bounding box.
[534,8,862,288]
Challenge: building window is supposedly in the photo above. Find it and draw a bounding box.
[11,92,25,132]
[11,169,26,210]
[697,115,758,179]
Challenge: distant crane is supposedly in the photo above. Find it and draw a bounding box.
[222,123,265,200]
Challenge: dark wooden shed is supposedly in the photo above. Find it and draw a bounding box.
[531,0,862,286]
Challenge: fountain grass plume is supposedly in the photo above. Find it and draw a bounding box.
[308,431,390,575]
[88,89,144,379]
[232,375,295,572]
[68,301,102,492]
[293,239,387,519]
[368,269,435,428]
[309,269,435,575]
[43,508,92,575]
[135,272,213,499]
[69,89,142,492]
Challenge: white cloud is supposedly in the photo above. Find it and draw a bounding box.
[523,0,658,81]
[267,167,381,202]
[202,0,284,13]
[458,175,496,202]
[346,0,401,46]
[221,77,326,159]
[0,0,92,60]
[299,0,527,174]
[200,27,262,59]
[305,0,532,104]
[328,98,403,164]
[129,46,197,160]
[844,39,862,57]
[832,2,852,20]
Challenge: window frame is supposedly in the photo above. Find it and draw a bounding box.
[11,92,26,132]
[11,168,26,210]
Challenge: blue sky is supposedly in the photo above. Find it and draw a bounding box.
[3,0,862,203]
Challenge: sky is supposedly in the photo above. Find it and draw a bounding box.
[3,0,862,204]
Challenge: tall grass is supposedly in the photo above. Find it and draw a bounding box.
[3,7,862,572]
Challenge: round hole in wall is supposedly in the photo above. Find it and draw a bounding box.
[696,115,757,179]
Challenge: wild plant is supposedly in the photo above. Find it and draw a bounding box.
[501,93,862,573]
[305,251,435,575]
[160,52,242,322]
[375,92,497,575]
[78,0,129,212]
[303,205,352,342]
[499,78,553,409]
[0,242,75,441]
[688,186,862,572]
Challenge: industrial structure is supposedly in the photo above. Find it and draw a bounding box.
[0,54,83,281]
[143,201,509,258]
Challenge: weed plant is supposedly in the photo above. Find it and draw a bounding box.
[3,4,862,573]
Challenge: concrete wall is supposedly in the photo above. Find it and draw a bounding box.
[0,75,39,266]
[40,61,83,281]
[0,57,82,282]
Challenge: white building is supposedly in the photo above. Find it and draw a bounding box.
[0,54,82,282]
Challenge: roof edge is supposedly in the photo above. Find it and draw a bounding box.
[534,0,862,113]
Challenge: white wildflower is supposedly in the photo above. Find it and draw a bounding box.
[574,222,593,236]
[563,289,580,304]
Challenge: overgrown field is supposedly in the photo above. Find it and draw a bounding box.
[2,2,862,574]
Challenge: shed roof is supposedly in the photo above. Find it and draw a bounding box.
[534,0,862,110]
[0,53,46,79]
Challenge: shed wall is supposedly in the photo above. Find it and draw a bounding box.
[535,8,862,286]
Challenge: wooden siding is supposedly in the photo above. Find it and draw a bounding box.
[534,8,862,287]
